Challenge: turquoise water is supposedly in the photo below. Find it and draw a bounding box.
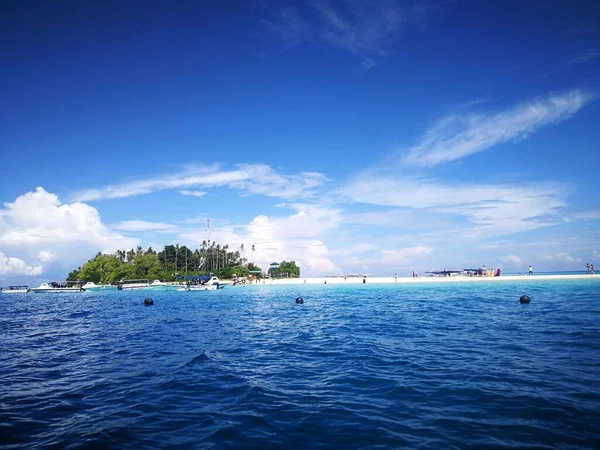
[1,279,600,448]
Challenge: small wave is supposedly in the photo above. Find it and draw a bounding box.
[183,352,211,367]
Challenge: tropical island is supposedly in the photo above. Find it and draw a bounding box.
[66,242,301,284]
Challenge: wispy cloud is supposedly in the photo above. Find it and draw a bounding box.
[262,0,447,68]
[330,245,432,272]
[568,49,600,65]
[402,89,594,166]
[111,220,177,233]
[572,209,600,220]
[178,190,206,198]
[500,254,523,266]
[542,252,583,265]
[339,174,571,237]
[73,164,328,202]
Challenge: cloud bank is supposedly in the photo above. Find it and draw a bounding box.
[0,187,138,279]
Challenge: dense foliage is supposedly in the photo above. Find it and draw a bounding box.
[66,242,269,283]
[270,260,301,278]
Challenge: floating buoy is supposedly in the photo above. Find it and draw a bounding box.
[295,297,304,304]
[144,298,154,306]
[519,295,530,304]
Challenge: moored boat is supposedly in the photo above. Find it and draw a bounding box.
[179,275,225,291]
[82,282,118,291]
[31,281,86,293]
[1,285,30,294]
[116,279,166,290]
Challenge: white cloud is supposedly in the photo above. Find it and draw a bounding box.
[572,210,600,220]
[501,254,523,266]
[0,187,138,279]
[233,169,328,199]
[330,245,432,274]
[379,246,433,264]
[38,251,55,263]
[73,164,327,202]
[542,252,583,265]
[339,175,569,237]
[178,190,206,198]
[112,220,177,232]
[0,251,42,277]
[402,90,594,166]
[263,0,445,68]
[178,203,343,276]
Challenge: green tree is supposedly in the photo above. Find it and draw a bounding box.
[67,240,281,282]
[67,268,81,281]
[278,261,300,278]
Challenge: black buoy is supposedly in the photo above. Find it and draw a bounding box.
[295,297,304,304]
[144,298,154,306]
[519,295,530,304]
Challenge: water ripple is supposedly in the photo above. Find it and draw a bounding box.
[1,280,600,448]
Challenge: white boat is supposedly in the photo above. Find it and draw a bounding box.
[1,285,30,294]
[117,279,166,290]
[179,276,225,291]
[31,281,86,293]
[82,282,118,291]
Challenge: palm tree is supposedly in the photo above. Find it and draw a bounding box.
[211,241,216,273]
[251,244,256,264]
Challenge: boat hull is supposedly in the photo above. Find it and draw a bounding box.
[119,284,166,291]
[84,285,118,291]
[179,284,225,291]
[31,288,85,293]
[1,289,30,294]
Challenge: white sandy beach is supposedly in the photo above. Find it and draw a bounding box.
[236,274,598,286]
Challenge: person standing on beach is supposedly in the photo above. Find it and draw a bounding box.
[529,265,533,276]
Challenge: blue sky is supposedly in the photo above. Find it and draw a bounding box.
[1,0,600,282]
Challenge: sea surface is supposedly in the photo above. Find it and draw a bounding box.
[1,279,600,449]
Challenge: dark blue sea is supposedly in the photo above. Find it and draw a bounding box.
[2,279,600,449]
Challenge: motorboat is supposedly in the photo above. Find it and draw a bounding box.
[31,281,86,293]
[178,275,225,291]
[116,279,166,290]
[1,285,30,294]
[82,282,117,291]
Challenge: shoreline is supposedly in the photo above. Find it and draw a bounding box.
[236,274,598,286]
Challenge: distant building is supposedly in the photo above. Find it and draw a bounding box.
[268,262,280,278]
[248,269,262,280]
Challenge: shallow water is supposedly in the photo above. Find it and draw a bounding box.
[1,280,600,448]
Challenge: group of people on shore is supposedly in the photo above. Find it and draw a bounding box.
[586,263,595,274]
